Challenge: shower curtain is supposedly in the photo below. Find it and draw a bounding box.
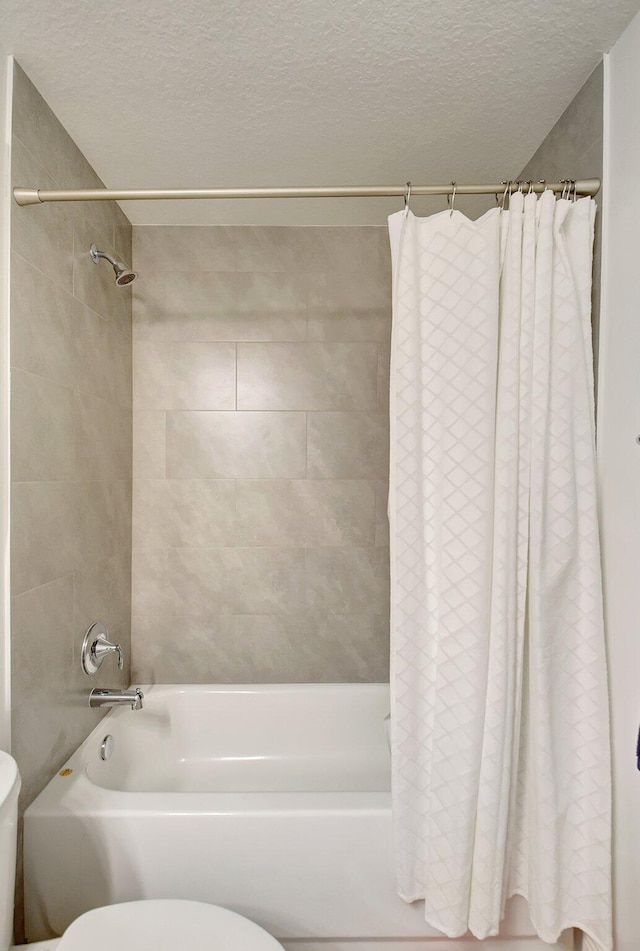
[388,190,611,951]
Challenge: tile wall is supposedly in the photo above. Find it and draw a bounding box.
[10,64,133,820]
[132,226,391,682]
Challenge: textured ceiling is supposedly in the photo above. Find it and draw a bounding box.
[2,0,638,226]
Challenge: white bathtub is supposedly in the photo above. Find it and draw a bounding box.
[24,684,562,951]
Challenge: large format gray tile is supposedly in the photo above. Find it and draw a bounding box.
[11,254,132,409]
[305,547,389,615]
[232,227,311,272]
[131,614,236,682]
[235,480,375,547]
[74,392,132,482]
[73,549,131,634]
[234,226,390,274]
[132,281,167,341]
[237,342,378,410]
[133,412,166,478]
[11,575,74,700]
[11,254,131,406]
[11,370,76,483]
[306,270,391,342]
[307,411,388,479]
[134,341,236,410]
[231,614,390,682]
[133,480,235,548]
[131,613,389,683]
[135,270,308,342]
[11,482,82,594]
[85,305,133,410]
[12,140,74,290]
[79,479,132,567]
[132,547,305,616]
[134,225,238,273]
[298,227,391,275]
[11,253,89,388]
[166,411,306,478]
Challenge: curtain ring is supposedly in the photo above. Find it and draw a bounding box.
[571,179,578,202]
[448,181,457,218]
[527,180,534,195]
[499,180,510,212]
[404,181,412,217]
[561,179,569,200]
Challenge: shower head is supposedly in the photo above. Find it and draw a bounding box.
[89,244,138,286]
[114,267,137,287]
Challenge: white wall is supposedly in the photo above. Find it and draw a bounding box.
[0,53,12,753]
[599,20,640,949]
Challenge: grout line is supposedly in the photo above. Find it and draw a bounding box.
[11,567,78,602]
[160,408,379,414]
[163,412,167,479]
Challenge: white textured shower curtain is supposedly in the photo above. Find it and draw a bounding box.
[388,191,611,950]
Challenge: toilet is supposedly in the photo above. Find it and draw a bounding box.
[0,751,283,951]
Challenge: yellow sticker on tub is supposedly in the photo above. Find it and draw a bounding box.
[59,768,73,777]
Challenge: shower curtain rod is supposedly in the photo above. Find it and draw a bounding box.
[12,178,600,206]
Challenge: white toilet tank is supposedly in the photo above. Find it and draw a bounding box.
[0,752,20,951]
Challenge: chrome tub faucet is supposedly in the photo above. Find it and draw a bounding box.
[89,687,144,711]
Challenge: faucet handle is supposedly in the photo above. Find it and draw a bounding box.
[81,621,126,675]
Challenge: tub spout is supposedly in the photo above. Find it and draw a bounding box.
[89,687,144,711]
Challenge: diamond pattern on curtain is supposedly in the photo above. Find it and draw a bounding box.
[388,191,611,951]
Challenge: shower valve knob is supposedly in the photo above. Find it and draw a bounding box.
[81,620,125,675]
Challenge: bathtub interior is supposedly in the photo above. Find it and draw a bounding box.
[83,684,392,793]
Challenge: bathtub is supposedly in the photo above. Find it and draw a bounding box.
[24,684,561,951]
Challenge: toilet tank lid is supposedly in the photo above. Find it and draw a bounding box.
[57,899,283,951]
[0,751,19,806]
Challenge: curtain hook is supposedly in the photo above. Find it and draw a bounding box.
[527,180,534,195]
[404,181,412,217]
[448,181,457,218]
[517,180,524,193]
[572,179,578,202]
[561,179,569,200]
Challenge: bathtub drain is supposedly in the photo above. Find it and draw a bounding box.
[100,735,114,761]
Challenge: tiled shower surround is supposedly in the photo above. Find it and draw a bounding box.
[132,227,392,682]
[10,64,132,811]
